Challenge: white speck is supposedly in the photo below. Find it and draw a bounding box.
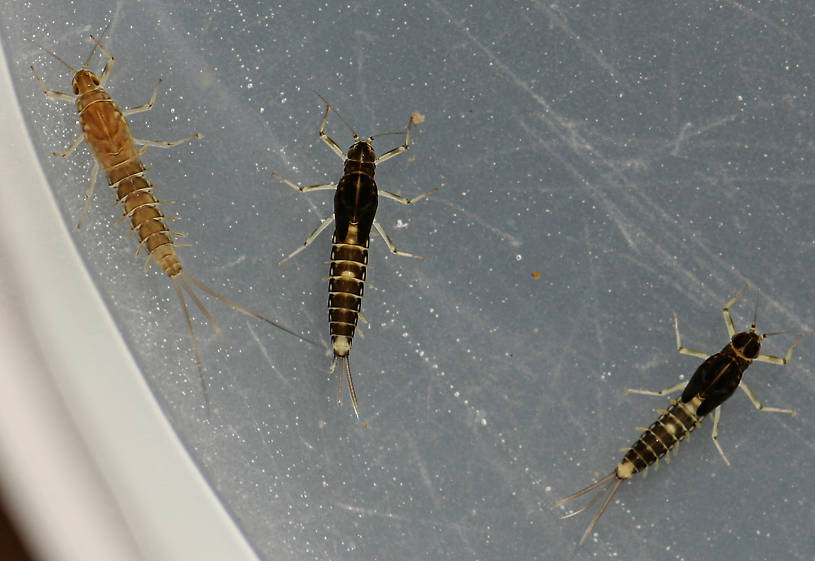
[515,254,522,261]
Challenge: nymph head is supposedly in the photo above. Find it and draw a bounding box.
[731,330,761,360]
[72,69,100,94]
[346,137,377,163]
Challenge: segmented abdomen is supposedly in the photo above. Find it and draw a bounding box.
[616,396,703,479]
[79,94,183,278]
[328,238,368,355]
[109,159,183,277]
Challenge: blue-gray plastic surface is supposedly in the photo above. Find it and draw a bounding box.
[1,2,812,560]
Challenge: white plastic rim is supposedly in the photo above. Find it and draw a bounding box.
[0,34,259,561]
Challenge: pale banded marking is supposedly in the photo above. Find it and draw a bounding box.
[638,434,664,460]
[135,229,184,255]
[329,306,361,313]
[329,291,363,299]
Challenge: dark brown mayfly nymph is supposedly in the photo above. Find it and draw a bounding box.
[556,284,805,544]
[273,96,437,417]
